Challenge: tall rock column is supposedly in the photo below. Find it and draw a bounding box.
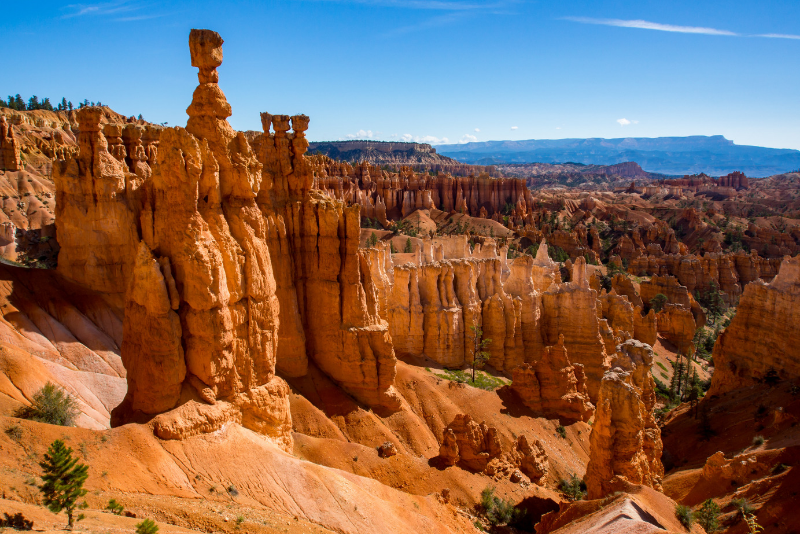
[257,108,400,411]
[540,257,609,402]
[53,107,140,301]
[110,30,292,452]
[585,339,663,499]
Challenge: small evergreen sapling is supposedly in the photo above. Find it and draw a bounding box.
[38,439,89,528]
[136,518,159,534]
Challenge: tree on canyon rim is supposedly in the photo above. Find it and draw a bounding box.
[469,325,492,383]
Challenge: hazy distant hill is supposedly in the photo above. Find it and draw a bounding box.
[435,136,800,178]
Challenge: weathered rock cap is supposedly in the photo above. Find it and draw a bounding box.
[189,29,223,83]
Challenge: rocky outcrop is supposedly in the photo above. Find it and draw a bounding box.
[541,257,609,402]
[314,157,533,220]
[656,303,698,355]
[0,116,22,171]
[633,307,657,346]
[510,334,594,422]
[439,414,502,471]
[438,414,550,484]
[53,107,140,300]
[639,274,706,326]
[585,340,663,499]
[709,255,800,396]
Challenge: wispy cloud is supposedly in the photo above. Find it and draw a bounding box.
[474,128,480,132]
[757,33,800,40]
[459,134,477,143]
[617,118,639,126]
[510,126,518,130]
[311,0,515,11]
[400,133,450,144]
[62,1,141,18]
[563,16,738,36]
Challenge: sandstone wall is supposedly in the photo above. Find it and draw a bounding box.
[709,255,800,396]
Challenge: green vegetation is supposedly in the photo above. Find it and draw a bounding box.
[404,238,413,253]
[39,439,89,528]
[15,382,79,427]
[434,369,508,391]
[548,245,569,263]
[136,518,159,534]
[675,504,693,528]
[696,281,726,324]
[366,232,378,248]
[695,499,721,532]
[752,435,765,447]
[559,475,586,501]
[480,486,525,526]
[556,425,567,439]
[468,325,492,384]
[649,293,668,313]
[105,498,124,515]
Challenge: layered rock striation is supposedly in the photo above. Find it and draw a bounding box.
[585,340,663,499]
[709,255,800,396]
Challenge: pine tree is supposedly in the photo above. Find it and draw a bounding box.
[404,238,413,253]
[68,101,73,111]
[28,95,40,110]
[136,518,159,534]
[469,325,492,384]
[390,241,397,253]
[61,97,67,111]
[39,439,88,528]
[695,499,721,533]
[14,94,25,110]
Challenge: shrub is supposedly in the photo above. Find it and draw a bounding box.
[556,425,567,439]
[675,504,693,528]
[15,383,79,427]
[559,475,586,501]
[106,498,124,515]
[752,435,765,447]
[39,439,88,528]
[695,499,721,532]
[227,484,239,497]
[404,238,413,253]
[4,423,23,441]
[0,512,33,530]
[479,486,524,526]
[136,518,159,534]
[731,498,754,520]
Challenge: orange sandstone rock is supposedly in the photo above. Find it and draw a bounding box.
[585,339,663,499]
[511,334,594,423]
[709,255,800,395]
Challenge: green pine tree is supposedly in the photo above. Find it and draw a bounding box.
[136,518,159,534]
[38,439,89,528]
[695,499,721,532]
[404,238,413,253]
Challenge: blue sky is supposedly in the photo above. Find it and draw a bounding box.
[2,0,799,149]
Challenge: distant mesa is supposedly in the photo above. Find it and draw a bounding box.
[436,135,800,178]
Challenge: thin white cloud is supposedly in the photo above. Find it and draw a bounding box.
[459,134,477,143]
[400,133,449,144]
[341,129,375,140]
[510,126,518,130]
[564,16,738,36]
[310,0,516,11]
[757,33,800,40]
[62,1,142,18]
[474,128,480,132]
[617,118,631,126]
